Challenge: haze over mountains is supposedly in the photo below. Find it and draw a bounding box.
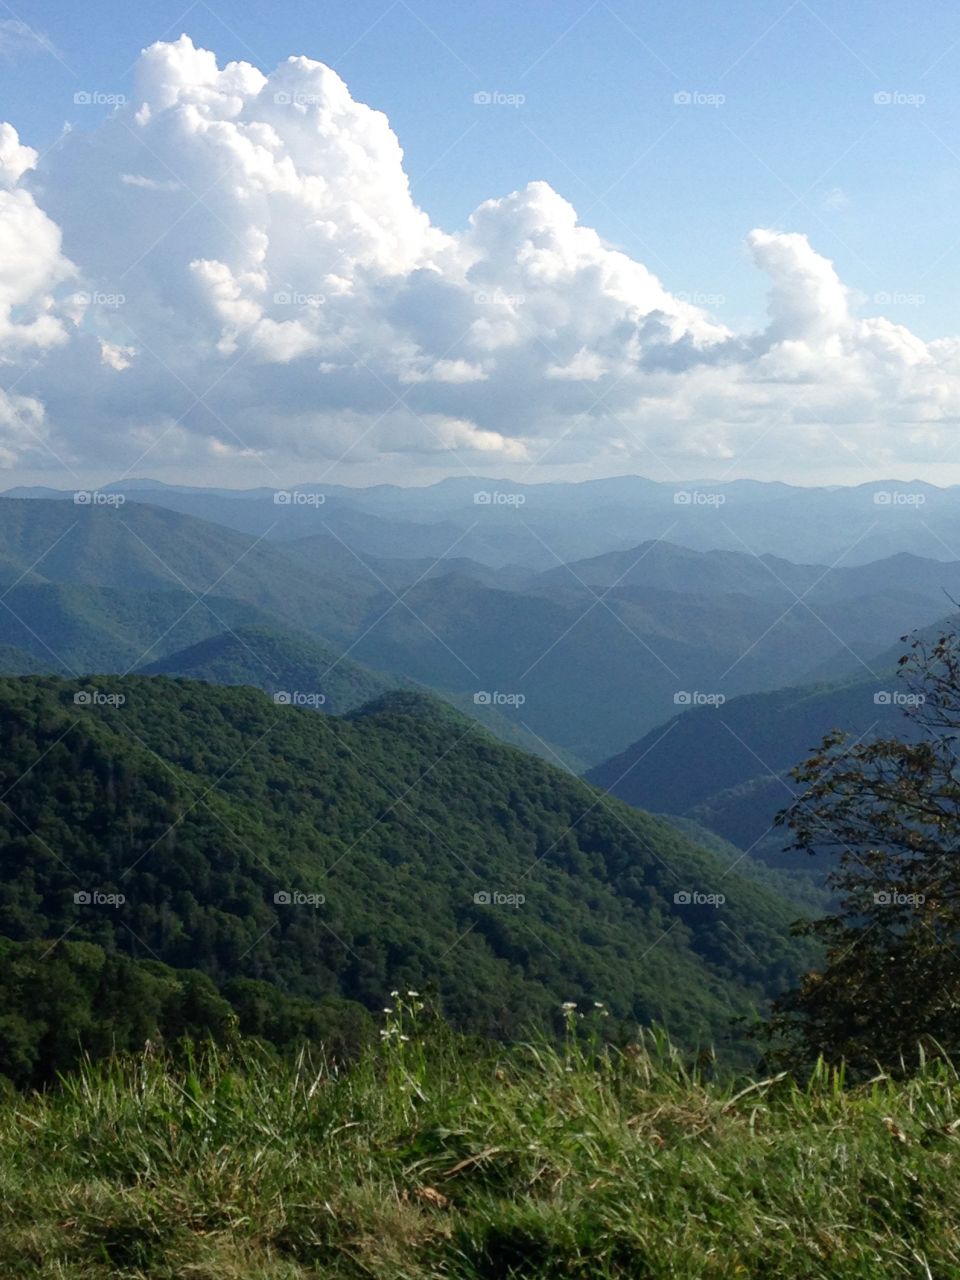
[0,472,952,1057]
[8,474,960,567]
[0,478,957,766]
[586,670,918,873]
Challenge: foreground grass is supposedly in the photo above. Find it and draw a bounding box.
[1,1009,958,1278]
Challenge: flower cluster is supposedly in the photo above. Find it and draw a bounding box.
[560,999,609,1021]
[379,990,425,1044]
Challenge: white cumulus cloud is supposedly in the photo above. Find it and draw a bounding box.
[0,35,959,484]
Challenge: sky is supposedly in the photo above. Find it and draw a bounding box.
[2,0,960,488]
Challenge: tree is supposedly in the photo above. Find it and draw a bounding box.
[765,626,960,1074]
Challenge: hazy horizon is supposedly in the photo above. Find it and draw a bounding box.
[4,471,960,495]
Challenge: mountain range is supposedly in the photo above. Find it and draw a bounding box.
[0,474,955,1058]
[2,494,959,765]
[585,662,929,873]
[9,474,960,567]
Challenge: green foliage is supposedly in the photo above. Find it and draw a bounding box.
[1,1024,958,1277]
[0,644,51,675]
[766,628,960,1073]
[0,497,372,643]
[144,626,575,766]
[0,674,815,1057]
[661,814,832,916]
[0,937,373,1089]
[0,578,282,674]
[140,624,397,714]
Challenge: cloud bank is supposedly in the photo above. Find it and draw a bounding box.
[2,34,959,484]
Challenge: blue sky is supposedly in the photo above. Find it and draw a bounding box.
[3,0,960,487]
[5,0,960,336]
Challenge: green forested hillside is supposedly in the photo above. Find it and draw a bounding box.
[0,675,814,1054]
[141,625,577,766]
[0,497,373,642]
[586,670,914,868]
[140,624,397,714]
[0,579,284,675]
[0,937,372,1089]
[659,814,832,916]
[0,644,52,675]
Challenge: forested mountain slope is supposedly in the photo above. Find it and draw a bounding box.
[0,676,815,1052]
